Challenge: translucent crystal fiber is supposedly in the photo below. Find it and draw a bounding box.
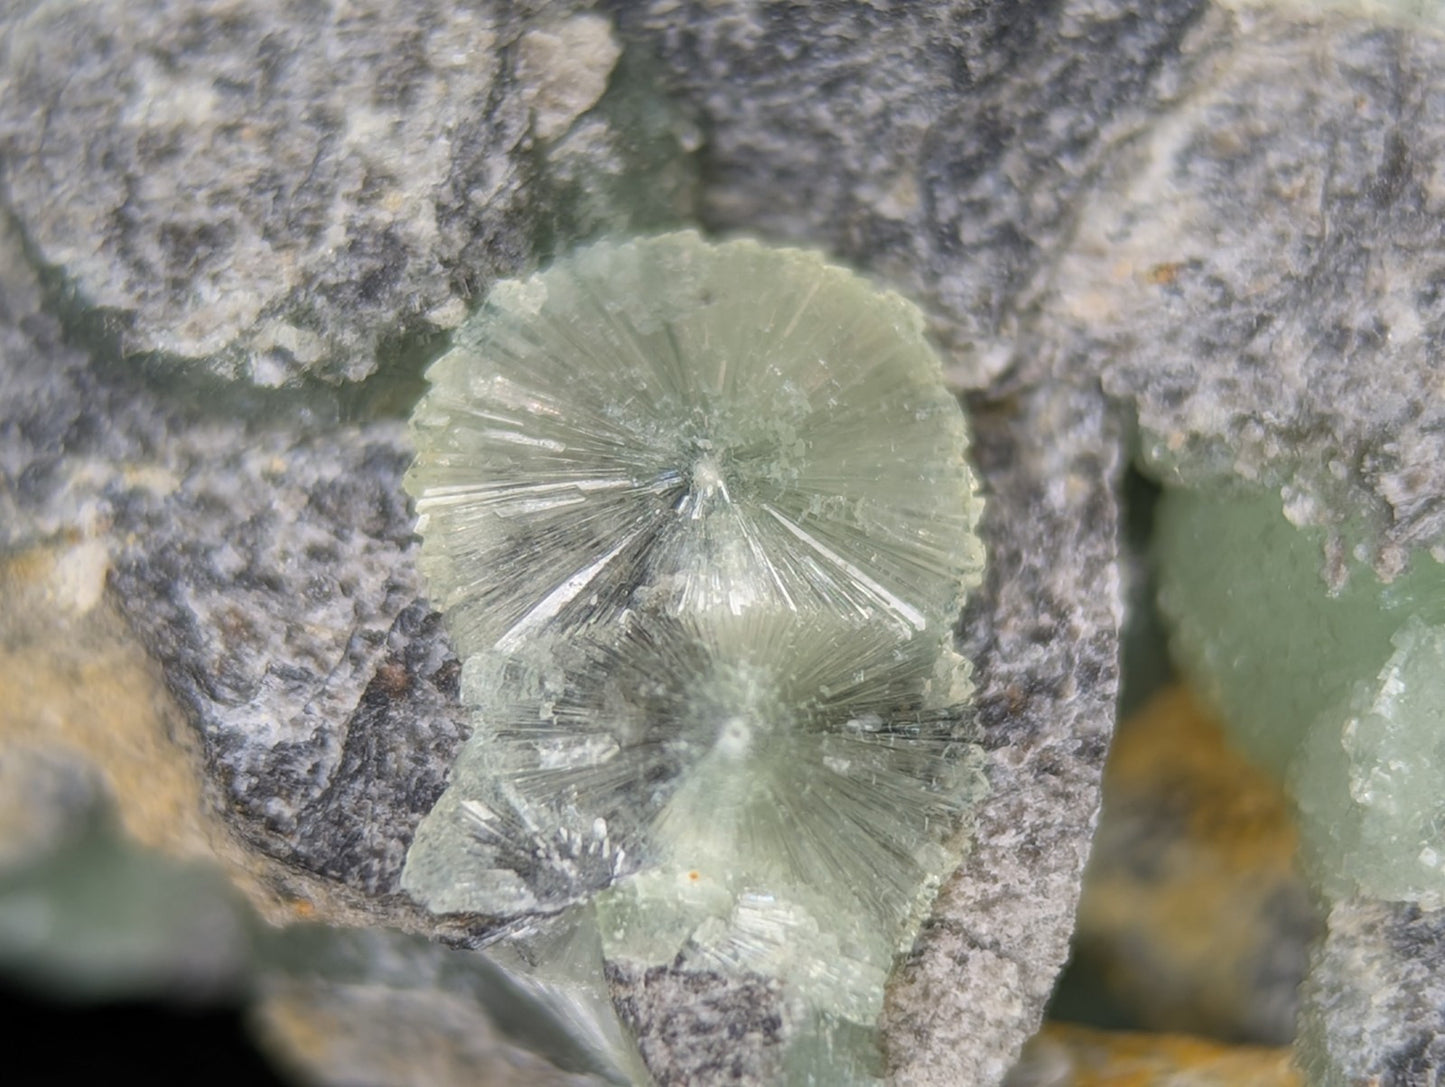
[403,232,985,1082]
[1156,485,1445,903]
[404,231,983,656]
[404,608,981,984]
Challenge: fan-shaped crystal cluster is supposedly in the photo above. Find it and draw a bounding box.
[402,231,985,1080]
[405,232,979,651]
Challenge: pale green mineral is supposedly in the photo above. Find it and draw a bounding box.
[403,232,986,1083]
[405,610,982,1029]
[404,611,978,919]
[1294,616,1445,904]
[404,230,984,656]
[1156,484,1445,903]
[585,616,981,1017]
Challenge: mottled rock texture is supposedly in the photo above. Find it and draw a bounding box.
[882,382,1122,1087]
[0,211,174,552]
[1031,11,1445,1083]
[606,964,786,1086]
[1297,897,1445,1087]
[106,425,472,901]
[1035,8,1445,577]
[0,0,696,386]
[604,0,1222,389]
[0,0,1158,1079]
[7,0,1444,1085]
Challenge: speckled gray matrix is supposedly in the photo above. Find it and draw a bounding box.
[605,0,1219,389]
[1298,895,1445,1087]
[8,0,1445,1084]
[0,0,695,386]
[1036,10,1445,579]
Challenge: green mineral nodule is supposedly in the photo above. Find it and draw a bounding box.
[404,230,984,655]
[1294,616,1445,904]
[1156,484,1445,903]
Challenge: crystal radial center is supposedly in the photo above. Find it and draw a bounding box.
[402,231,987,1085]
[404,231,983,659]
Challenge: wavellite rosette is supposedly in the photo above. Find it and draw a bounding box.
[404,230,983,651]
[402,231,985,1082]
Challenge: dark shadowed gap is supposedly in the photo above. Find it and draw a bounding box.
[0,981,290,1086]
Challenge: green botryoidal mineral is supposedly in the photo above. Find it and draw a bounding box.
[1156,485,1445,903]
[1294,616,1445,904]
[402,231,986,1082]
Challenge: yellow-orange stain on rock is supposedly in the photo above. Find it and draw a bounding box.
[0,541,214,859]
[0,541,302,922]
[0,542,484,936]
[1145,262,1184,287]
[1071,685,1317,1042]
[1012,1022,1300,1087]
[1107,686,1299,866]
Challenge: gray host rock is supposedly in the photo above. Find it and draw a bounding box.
[603,0,1221,390]
[9,0,1441,1084]
[1030,9,1445,1085]
[1034,8,1445,581]
[1297,896,1445,1087]
[0,0,1168,1081]
[0,0,696,387]
[882,382,1122,1087]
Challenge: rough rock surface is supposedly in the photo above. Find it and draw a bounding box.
[1297,896,1445,1087]
[606,964,786,1085]
[605,0,1223,389]
[20,210,1123,1087]
[1034,9,1445,577]
[0,0,696,386]
[1029,10,1445,1083]
[11,1,1443,1086]
[883,381,1122,1086]
[2,193,471,904]
[105,424,471,901]
[0,211,174,552]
